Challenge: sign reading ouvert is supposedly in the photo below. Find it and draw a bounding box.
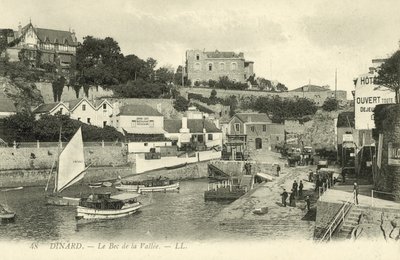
[354,73,396,130]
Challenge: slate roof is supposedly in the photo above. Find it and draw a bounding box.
[290,85,329,92]
[0,94,17,112]
[164,119,221,133]
[117,104,163,117]
[32,103,60,113]
[234,113,271,123]
[20,23,77,46]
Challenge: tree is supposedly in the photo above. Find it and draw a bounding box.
[322,98,339,111]
[276,82,288,92]
[210,89,217,99]
[375,50,400,103]
[3,112,36,141]
[52,76,66,102]
[155,65,174,84]
[76,36,123,86]
[173,95,189,112]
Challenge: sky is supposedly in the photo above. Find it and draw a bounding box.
[1,0,400,94]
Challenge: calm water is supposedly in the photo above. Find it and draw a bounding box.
[0,180,234,242]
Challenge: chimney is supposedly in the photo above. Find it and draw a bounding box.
[18,22,22,35]
[179,117,189,133]
[71,29,77,43]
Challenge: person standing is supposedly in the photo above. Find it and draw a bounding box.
[308,170,313,182]
[281,189,288,207]
[299,180,304,198]
[292,180,298,196]
[289,190,296,207]
[276,164,281,177]
[353,183,359,205]
[305,196,311,211]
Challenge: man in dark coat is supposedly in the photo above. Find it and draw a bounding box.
[276,165,281,176]
[292,180,298,196]
[353,183,359,205]
[299,180,304,198]
[281,189,288,207]
[289,190,296,207]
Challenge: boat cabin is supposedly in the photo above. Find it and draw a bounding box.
[79,192,139,210]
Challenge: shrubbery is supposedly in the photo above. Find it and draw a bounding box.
[3,113,124,142]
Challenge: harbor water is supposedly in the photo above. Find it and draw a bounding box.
[0,179,239,242]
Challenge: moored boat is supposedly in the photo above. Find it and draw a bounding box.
[0,205,16,222]
[116,178,180,193]
[75,193,142,222]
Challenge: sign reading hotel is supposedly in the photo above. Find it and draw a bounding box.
[354,73,395,129]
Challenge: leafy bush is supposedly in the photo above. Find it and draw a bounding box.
[173,95,190,112]
[322,98,339,111]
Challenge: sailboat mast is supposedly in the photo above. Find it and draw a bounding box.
[54,126,62,193]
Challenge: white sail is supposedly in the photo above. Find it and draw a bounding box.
[57,127,86,192]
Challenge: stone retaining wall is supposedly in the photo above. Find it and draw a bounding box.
[0,146,128,170]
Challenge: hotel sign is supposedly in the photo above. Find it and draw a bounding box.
[354,73,395,129]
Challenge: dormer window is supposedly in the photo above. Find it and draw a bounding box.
[208,63,213,71]
[196,54,200,60]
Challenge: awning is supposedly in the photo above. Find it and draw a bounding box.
[256,172,274,181]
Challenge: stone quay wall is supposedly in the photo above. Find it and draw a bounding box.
[0,166,133,188]
[210,160,278,177]
[126,161,209,182]
[0,146,128,171]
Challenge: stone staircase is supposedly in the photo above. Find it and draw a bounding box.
[335,206,364,240]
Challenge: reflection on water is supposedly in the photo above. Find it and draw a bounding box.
[0,179,232,242]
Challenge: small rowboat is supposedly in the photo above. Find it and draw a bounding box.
[88,182,102,188]
[0,205,16,222]
[252,207,268,215]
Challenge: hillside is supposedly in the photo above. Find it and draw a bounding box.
[0,76,43,111]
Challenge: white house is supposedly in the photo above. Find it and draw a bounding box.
[164,117,222,149]
[110,104,165,134]
[32,102,70,120]
[32,98,113,127]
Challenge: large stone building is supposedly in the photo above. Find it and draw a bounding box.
[4,21,78,73]
[186,49,254,86]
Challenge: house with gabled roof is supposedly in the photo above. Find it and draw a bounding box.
[164,117,222,150]
[226,112,284,159]
[110,104,165,134]
[32,102,70,119]
[4,21,78,73]
[32,97,113,127]
[0,93,17,118]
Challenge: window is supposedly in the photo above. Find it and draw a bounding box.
[59,108,63,114]
[149,120,154,127]
[231,62,237,70]
[208,134,213,140]
[103,121,107,127]
[137,117,149,126]
[82,104,86,111]
[194,62,201,71]
[196,54,200,60]
[77,117,81,121]
[276,136,280,141]
[263,125,266,132]
[219,62,225,71]
[103,104,107,109]
[235,123,240,132]
[131,120,136,127]
[208,63,213,71]
[144,143,148,146]
[87,118,91,124]
[251,126,255,132]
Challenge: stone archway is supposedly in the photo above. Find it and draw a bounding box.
[255,138,262,150]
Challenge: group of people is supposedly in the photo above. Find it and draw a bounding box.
[280,180,310,211]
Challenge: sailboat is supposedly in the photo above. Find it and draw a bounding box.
[46,127,90,206]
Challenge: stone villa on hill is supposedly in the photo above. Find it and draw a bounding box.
[186,49,254,86]
[4,21,78,73]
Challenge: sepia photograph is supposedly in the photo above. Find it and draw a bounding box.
[0,0,399,259]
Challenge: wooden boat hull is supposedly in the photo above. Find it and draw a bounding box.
[116,184,143,192]
[46,195,80,206]
[204,189,246,201]
[75,202,142,221]
[165,163,187,170]
[0,212,16,221]
[138,182,180,193]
